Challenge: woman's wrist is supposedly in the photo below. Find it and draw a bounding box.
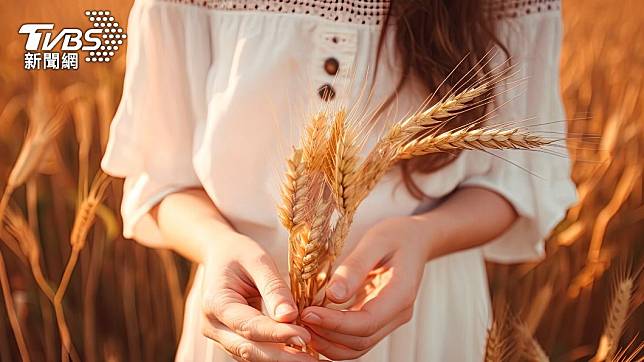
[405,213,447,262]
[190,219,245,264]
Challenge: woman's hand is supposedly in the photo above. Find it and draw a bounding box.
[301,216,434,360]
[200,232,317,362]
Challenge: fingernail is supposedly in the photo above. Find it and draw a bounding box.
[302,312,321,325]
[328,281,347,299]
[275,303,296,318]
[287,336,306,348]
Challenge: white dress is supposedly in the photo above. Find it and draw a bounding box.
[101,0,577,361]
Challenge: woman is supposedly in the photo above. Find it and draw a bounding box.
[102,0,576,360]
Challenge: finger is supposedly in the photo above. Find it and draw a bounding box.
[308,332,365,361]
[203,289,310,344]
[201,319,317,362]
[303,268,413,337]
[307,308,413,351]
[244,254,298,322]
[326,235,387,303]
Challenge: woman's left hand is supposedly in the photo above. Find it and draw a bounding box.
[300,215,436,360]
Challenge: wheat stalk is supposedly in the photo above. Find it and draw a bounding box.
[0,250,30,361]
[54,171,110,362]
[4,206,54,300]
[0,94,70,362]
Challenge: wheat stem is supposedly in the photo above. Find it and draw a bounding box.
[54,172,109,362]
[0,186,13,228]
[54,248,80,362]
[0,249,31,361]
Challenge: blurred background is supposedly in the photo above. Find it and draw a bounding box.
[0,0,642,361]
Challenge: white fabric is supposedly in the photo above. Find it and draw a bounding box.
[102,0,577,360]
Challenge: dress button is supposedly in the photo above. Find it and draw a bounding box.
[324,57,339,75]
[318,84,336,101]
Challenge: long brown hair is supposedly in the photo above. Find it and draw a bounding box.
[381,0,509,199]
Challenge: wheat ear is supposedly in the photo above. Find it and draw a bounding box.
[397,128,553,159]
[0,94,69,362]
[347,82,494,218]
[0,104,68,228]
[484,307,513,362]
[485,320,507,362]
[8,105,68,191]
[0,250,30,361]
[278,149,308,230]
[593,275,634,361]
[325,109,361,214]
[516,322,550,362]
[383,81,492,146]
[302,112,329,174]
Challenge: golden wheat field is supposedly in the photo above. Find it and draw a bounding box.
[0,0,642,361]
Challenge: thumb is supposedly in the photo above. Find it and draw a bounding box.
[246,255,298,323]
[327,239,384,304]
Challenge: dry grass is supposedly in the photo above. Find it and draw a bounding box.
[0,0,641,361]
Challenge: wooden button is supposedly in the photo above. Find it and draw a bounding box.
[318,84,335,101]
[324,57,339,75]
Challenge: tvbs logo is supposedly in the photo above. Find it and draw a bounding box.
[18,10,127,70]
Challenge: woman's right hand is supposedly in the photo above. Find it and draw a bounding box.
[200,232,315,362]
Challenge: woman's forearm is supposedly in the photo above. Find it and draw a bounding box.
[150,188,237,263]
[148,186,515,264]
[409,187,518,261]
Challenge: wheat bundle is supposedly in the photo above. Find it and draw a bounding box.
[277,79,555,353]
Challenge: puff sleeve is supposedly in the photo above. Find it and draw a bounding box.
[101,0,211,246]
[459,7,578,262]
